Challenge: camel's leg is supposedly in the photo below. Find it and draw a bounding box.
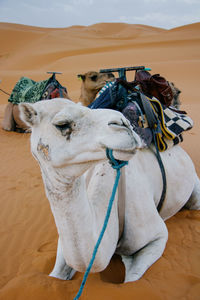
[49,237,76,280]
[2,103,15,131]
[185,174,200,210]
[122,223,168,282]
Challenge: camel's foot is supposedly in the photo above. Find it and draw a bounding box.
[15,127,31,133]
[2,126,13,131]
[185,175,200,210]
[50,237,76,280]
[49,265,76,280]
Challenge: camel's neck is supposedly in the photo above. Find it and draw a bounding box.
[41,163,119,272]
[79,85,98,106]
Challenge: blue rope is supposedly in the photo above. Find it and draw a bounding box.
[73,149,128,300]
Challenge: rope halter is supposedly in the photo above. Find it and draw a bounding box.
[73,148,128,300]
[106,148,128,170]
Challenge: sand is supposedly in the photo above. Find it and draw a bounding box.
[0,22,200,300]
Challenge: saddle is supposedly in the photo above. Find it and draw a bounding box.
[8,74,68,105]
[3,74,68,133]
[89,79,193,151]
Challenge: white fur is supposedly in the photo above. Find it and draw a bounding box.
[19,98,200,282]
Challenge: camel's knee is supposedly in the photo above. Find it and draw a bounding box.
[122,226,168,282]
[185,175,200,210]
[122,240,168,282]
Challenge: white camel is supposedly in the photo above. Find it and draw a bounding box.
[19,98,200,283]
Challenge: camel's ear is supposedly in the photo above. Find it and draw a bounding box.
[77,74,85,81]
[19,103,39,127]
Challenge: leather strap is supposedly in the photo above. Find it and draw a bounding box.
[139,93,157,128]
[139,92,167,212]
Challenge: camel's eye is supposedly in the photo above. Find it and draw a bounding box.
[55,122,72,138]
[90,75,98,81]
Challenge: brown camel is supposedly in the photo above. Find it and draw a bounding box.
[78,71,115,106]
[2,85,69,133]
[168,82,181,109]
[78,71,181,109]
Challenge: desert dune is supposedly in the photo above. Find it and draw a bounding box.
[0,22,200,300]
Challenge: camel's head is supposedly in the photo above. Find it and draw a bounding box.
[19,99,142,177]
[169,82,181,109]
[78,71,115,106]
[78,71,115,91]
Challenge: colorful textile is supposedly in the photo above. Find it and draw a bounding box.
[8,77,49,104]
[122,102,153,147]
[149,97,193,151]
[89,81,116,109]
[89,81,193,151]
[89,82,153,146]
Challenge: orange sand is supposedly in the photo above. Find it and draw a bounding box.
[0,22,200,300]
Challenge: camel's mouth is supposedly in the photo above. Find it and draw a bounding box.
[95,78,115,91]
[95,82,107,91]
[52,148,135,169]
[103,147,138,160]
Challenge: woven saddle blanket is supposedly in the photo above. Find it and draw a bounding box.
[8,77,49,104]
[8,75,67,105]
[149,97,193,151]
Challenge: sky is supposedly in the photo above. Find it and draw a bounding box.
[0,0,200,30]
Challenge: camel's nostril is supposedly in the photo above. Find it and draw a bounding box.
[108,120,122,127]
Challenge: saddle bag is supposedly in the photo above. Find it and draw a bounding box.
[135,71,173,107]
